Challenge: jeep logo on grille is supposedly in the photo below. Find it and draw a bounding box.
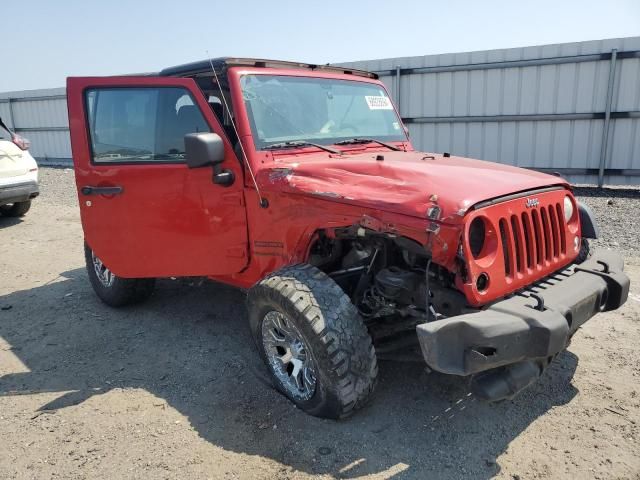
[525,198,539,208]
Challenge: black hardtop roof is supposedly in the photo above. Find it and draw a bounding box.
[158,57,378,79]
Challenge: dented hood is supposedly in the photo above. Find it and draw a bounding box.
[260,151,569,222]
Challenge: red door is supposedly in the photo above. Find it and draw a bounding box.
[67,76,248,278]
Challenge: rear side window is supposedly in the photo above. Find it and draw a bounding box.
[85,87,210,163]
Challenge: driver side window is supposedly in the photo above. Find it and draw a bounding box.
[86,87,210,163]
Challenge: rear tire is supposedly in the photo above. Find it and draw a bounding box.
[84,243,155,307]
[247,264,378,419]
[0,200,31,217]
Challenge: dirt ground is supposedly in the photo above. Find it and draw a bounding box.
[1,168,639,480]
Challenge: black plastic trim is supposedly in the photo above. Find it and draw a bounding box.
[81,186,123,196]
[471,185,566,210]
[0,181,39,204]
[578,201,600,239]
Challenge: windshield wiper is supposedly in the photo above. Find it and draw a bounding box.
[334,138,402,151]
[263,141,342,155]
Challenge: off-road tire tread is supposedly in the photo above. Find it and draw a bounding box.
[576,238,591,264]
[248,263,378,419]
[0,200,31,217]
[84,243,155,307]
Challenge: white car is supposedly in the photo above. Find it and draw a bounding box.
[0,117,38,217]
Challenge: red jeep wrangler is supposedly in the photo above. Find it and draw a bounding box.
[67,58,630,419]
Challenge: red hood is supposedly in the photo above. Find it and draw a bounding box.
[259,151,569,222]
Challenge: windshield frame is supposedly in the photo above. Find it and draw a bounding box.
[234,70,408,152]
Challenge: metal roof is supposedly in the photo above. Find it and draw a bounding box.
[159,57,378,79]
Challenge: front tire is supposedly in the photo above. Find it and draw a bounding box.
[576,238,591,264]
[84,243,155,307]
[247,264,378,419]
[0,200,31,217]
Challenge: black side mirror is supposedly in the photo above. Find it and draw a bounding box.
[184,132,235,187]
[184,132,224,168]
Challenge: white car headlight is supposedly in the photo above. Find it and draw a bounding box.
[564,196,574,222]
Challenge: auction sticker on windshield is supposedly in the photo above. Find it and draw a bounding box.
[365,95,393,110]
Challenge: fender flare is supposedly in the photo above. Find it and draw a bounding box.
[578,201,600,239]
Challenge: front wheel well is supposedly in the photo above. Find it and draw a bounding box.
[304,228,467,321]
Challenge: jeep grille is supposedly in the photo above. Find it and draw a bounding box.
[460,188,580,306]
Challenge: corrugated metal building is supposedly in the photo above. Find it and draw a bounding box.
[0,87,69,164]
[1,37,639,185]
[339,36,640,186]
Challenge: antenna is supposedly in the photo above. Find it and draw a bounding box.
[206,53,268,208]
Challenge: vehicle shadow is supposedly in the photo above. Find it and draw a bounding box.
[0,268,580,479]
[0,216,23,229]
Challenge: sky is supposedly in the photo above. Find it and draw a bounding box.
[2,0,639,92]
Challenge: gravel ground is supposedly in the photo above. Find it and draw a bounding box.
[573,186,640,258]
[1,168,639,480]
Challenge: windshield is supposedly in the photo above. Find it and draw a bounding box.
[240,75,407,150]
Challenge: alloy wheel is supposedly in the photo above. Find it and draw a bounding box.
[261,310,317,401]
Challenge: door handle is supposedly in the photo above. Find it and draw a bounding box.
[81,186,123,196]
[213,169,235,187]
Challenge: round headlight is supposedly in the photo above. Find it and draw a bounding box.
[564,196,574,222]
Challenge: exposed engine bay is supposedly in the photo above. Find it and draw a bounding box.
[308,227,470,355]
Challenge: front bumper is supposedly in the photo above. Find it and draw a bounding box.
[417,250,629,379]
[0,181,39,205]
